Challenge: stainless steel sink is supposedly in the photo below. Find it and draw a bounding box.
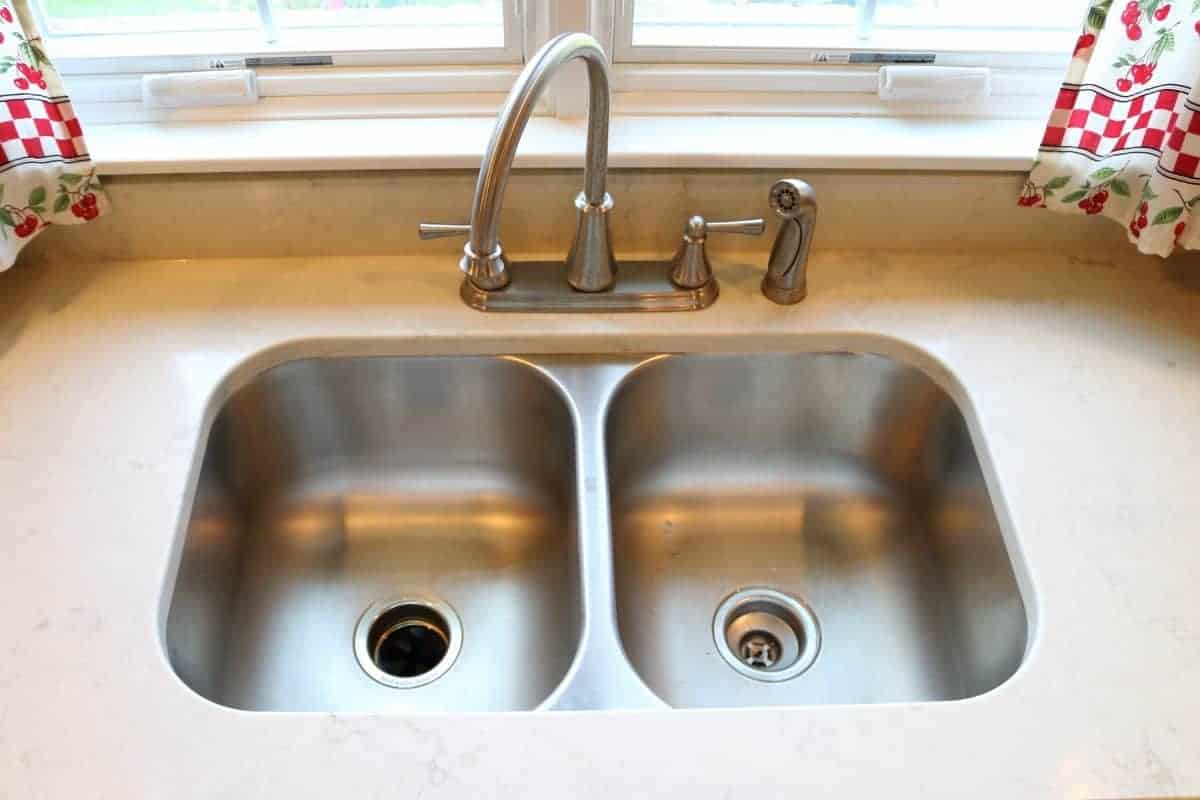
[165,357,581,712]
[606,354,1028,708]
[165,351,1028,712]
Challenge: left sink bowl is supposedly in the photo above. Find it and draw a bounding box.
[165,357,581,712]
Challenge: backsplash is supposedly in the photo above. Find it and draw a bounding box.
[21,168,1142,265]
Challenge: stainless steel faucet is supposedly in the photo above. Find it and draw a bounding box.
[420,33,786,313]
[420,32,616,294]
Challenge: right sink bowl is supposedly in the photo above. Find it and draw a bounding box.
[606,353,1028,709]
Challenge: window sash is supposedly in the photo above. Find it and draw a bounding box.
[32,0,526,72]
[613,0,1082,66]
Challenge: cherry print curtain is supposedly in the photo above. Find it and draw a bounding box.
[0,0,107,271]
[1022,0,1200,256]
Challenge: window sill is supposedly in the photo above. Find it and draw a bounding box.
[82,114,1044,176]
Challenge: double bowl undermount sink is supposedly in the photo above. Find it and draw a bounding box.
[165,352,1029,712]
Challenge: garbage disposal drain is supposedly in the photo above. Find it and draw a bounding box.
[713,587,820,683]
[354,598,462,689]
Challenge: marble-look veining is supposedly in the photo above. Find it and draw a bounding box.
[1,247,1199,799]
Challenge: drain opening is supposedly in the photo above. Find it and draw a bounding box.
[354,598,462,689]
[739,630,783,669]
[373,618,449,678]
[714,588,821,683]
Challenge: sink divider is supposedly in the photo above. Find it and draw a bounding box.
[519,356,670,711]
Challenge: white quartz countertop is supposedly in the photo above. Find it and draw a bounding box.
[1,249,1199,799]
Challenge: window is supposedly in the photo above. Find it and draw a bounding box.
[606,0,1086,119]
[37,0,524,68]
[38,0,1086,124]
[616,0,1085,63]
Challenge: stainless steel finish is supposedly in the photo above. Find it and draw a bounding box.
[417,223,471,240]
[165,357,581,712]
[607,353,1028,708]
[354,597,463,689]
[762,178,818,305]
[566,191,617,292]
[461,261,718,313]
[706,219,768,235]
[713,588,821,683]
[167,351,1027,712]
[419,34,741,311]
[453,32,614,294]
[670,215,765,290]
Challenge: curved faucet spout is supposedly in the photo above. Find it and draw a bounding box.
[463,32,616,292]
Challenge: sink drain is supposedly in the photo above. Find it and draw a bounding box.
[713,587,820,683]
[354,598,462,689]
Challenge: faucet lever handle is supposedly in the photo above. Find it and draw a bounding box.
[704,218,766,236]
[418,223,472,240]
[670,214,764,290]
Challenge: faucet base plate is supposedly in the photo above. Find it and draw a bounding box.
[461,260,718,313]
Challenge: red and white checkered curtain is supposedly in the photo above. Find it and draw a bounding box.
[0,0,106,270]
[1023,1,1200,256]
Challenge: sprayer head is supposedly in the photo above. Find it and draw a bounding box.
[768,179,818,220]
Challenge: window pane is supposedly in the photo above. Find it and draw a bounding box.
[629,0,1082,50]
[40,0,260,35]
[632,0,856,49]
[874,0,1082,31]
[271,0,505,50]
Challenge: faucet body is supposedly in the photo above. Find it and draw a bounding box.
[420,33,784,313]
[462,32,616,292]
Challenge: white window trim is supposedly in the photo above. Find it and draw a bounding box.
[82,114,1049,175]
[609,62,1067,119]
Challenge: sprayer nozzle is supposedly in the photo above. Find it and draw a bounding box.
[768,179,817,220]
